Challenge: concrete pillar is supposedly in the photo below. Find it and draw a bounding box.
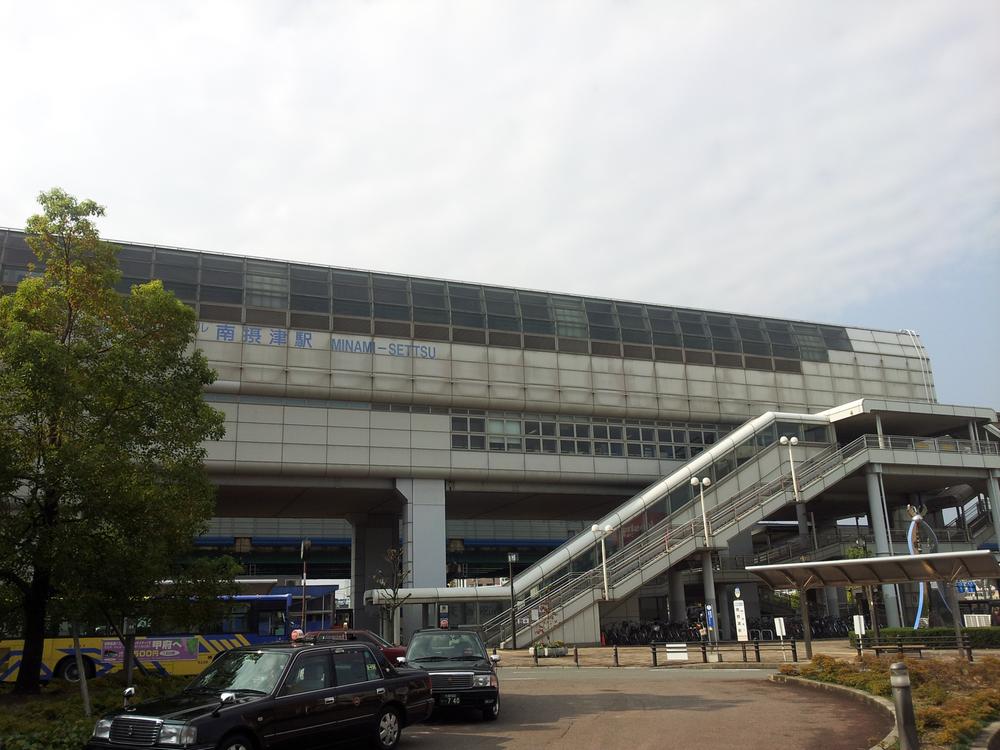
[668,567,686,624]
[398,478,447,641]
[702,550,718,641]
[825,587,841,618]
[740,583,762,622]
[348,514,398,633]
[398,478,447,587]
[716,584,731,640]
[866,465,902,628]
[987,472,1000,549]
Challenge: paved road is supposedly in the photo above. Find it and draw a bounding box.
[399,667,892,750]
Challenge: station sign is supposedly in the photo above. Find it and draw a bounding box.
[733,600,749,642]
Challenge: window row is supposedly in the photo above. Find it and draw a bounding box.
[1,232,853,354]
[450,415,733,457]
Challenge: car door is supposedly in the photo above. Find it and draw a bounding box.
[328,647,386,739]
[267,650,338,750]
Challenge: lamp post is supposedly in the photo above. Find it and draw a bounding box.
[779,436,801,503]
[690,476,712,547]
[507,552,519,649]
[300,539,311,631]
[591,524,614,600]
[780,435,811,550]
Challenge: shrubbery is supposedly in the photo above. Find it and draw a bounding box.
[0,673,189,750]
[780,654,1000,748]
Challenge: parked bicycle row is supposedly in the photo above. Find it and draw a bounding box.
[601,615,854,645]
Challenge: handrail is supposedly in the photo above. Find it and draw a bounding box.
[507,409,834,595]
[481,432,996,645]
[483,440,860,636]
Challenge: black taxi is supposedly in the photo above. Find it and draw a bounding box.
[399,629,500,721]
[86,640,432,750]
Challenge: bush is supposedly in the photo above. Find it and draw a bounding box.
[0,672,189,750]
[782,655,1000,749]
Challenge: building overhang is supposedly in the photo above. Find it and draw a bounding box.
[820,399,998,438]
[365,585,511,605]
[745,550,1000,590]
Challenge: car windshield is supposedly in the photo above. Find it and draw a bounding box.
[407,633,485,661]
[187,651,290,694]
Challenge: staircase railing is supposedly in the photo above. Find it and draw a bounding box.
[481,433,995,645]
[482,437,862,644]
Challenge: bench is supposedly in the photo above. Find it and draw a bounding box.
[871,643,925,658]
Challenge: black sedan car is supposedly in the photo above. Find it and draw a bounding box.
[399,629,500,721]
[86,640,433,750]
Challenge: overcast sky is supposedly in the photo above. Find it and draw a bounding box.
[1,1,997,406]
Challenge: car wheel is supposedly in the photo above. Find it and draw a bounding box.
[372,705,402,749]
[483,695,500,721]
[216,732,256,750]
[56,657,94,683]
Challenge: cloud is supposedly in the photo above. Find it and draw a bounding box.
[1,1,997,340]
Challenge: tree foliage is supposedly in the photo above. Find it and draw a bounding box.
[0,189,229,693]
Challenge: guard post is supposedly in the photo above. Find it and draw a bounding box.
[890,662,920,749]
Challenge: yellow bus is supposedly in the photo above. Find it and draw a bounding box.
[0,594,292,683]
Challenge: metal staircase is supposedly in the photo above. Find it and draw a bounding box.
[480,434,999,646]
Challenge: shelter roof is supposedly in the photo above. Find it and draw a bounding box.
[745,550,1000,590]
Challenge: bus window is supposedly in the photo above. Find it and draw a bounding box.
[221,604,249,634]
[258,609,287,637]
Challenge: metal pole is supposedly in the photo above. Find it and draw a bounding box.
[509,557,517,650]
[787,441,801,504]
[799,589,813,660]
[600,536,609,600]
[890,662,920,750]
[947,581,964,660]
[301,559,308,632]
[693,477,712,547]
[300,538,310,632]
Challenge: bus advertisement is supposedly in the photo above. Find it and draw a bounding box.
[0,594,292,683]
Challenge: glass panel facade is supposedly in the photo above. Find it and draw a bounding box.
[0,229,855,369]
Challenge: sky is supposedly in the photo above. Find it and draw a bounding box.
[1,1,997,407]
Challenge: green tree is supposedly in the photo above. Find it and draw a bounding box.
[0,188,227,694]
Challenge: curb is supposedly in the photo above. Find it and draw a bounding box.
[770,675,897,750]
[969,718,1000,750]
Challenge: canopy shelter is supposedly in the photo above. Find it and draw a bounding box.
[745,551,1000,659]
[745,550,1000,590]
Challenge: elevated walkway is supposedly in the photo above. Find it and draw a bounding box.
[365,402,999,645]
[480,433,999,646]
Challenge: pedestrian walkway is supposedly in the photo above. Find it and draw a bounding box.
[492,639,1000,669]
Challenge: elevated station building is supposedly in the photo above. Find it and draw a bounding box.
[2,228,997,642]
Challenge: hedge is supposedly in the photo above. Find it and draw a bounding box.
[0,673,189,750]
[848,626,1000,649]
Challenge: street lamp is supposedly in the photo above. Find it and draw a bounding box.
[779,436,802,503]
[690,476,712,547]
[300,539,311,631]
[591,524,614,600]
[507,552,519,649]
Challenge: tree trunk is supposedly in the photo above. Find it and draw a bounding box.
[71,621,92,717]
[13,568,51,695]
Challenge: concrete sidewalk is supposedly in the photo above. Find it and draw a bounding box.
[491,639,1000,669]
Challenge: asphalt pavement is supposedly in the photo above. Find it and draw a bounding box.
[400,666,892,750]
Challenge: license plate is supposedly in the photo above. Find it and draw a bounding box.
[439,694,460,705]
